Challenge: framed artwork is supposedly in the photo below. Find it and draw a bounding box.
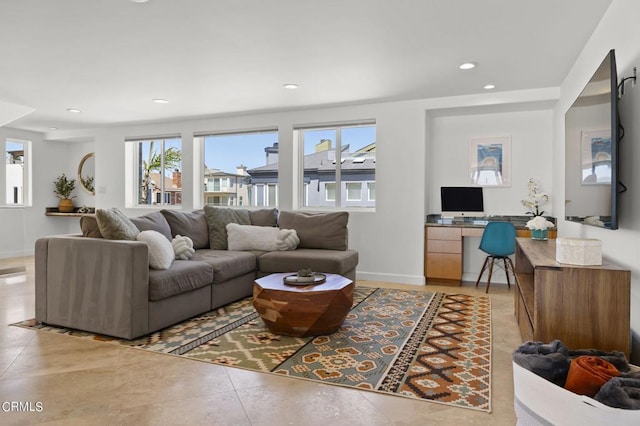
[581,130,611,185]
[469,136,511,187]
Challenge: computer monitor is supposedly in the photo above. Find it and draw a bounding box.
[440,186,485,218]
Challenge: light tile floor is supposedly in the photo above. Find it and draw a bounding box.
[0,258,520,425]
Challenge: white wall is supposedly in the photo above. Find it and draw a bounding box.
[553,0,640,362]
[429,110,554,216]
[0,127,72,257]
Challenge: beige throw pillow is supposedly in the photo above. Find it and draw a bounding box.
[226,223,299,251]
[95,208,139,240]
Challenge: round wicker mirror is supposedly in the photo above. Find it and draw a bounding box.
[78,152,95,195]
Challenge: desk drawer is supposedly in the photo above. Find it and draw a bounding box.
[426,253,462,280]
[427,240,461,254]
[427,227,461,241]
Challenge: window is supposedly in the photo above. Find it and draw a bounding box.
[346,183,361,201]
[296,123,375,208]
[325,182,336,201]
[4,139,31,206]
[128,137,182,206]
[197,130,278,207]
[367,182,376,201]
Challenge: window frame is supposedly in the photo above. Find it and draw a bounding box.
[367,182,376,201]
[196,128,279,208]
[325,182,336,202]
[345,182,362,201]
[126,136,182,208]
[296,122,375,209]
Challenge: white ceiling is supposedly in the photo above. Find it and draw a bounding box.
[0,0,613,133]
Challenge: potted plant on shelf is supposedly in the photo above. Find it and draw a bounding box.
[53,173,77,213]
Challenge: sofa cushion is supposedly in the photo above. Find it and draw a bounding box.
[278,211,349,250]
[258,248,359,276]
[249,208,278,227]
[95,208,140,240]
[161,209,209,249]
[148,260,213,301]
[204,206,251,250]
[190,249,257,283]
[136,230,174,270]
[130,211,172,241]
[80,215,103,238]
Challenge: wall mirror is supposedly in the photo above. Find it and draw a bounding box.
[78,152,95,195]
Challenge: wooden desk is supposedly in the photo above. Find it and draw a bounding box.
[514,238,630,357]
[424,223,556,285]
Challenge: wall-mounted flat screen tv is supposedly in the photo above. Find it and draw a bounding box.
[440,186,484,218]
[564,49,619,229]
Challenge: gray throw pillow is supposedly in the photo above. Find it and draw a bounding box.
[203,206,251,250]
[161,209,209,249]
[95,208,140,240]
[80,215,103,238]
[130,211,172,241]
[278,211,349,250]
[249,208,278,227]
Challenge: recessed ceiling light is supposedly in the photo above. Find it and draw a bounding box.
[130,0,150,3]
[66,108,81,113]
[484,84,496,90]
[49,127,58,130]
[152,98,169,104]
[458,62,477,70]
[283,83,299,90]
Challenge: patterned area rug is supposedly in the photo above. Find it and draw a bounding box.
[13,287,492,412]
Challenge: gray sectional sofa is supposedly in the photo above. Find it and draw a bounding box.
[35,208,358,339]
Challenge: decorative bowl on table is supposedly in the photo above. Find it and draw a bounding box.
[283,272,327,286]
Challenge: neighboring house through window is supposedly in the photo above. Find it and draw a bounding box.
[3,139,31,206]
[196,129,279,207]
[296,123,376,208]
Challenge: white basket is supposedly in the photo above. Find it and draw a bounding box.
[555,237,602,266]
[513,362,640,425]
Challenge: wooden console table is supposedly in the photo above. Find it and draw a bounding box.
[514,238,630,357]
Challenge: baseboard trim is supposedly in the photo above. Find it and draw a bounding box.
[356,271,425,286]
[0,266,27,276]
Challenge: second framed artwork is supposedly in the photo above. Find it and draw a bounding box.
[469,136,511,187]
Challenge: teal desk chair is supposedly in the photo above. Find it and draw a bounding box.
[474,221,517,293]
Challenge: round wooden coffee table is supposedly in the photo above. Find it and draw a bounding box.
[252,272,354,337]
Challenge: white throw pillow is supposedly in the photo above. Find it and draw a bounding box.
[226,223,299,251]
[136,230,174,270]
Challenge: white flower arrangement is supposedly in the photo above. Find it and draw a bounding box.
[526,215,555,230]
[521,178,549,217]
